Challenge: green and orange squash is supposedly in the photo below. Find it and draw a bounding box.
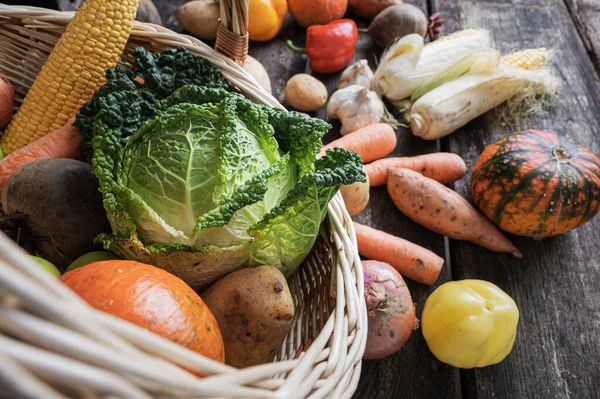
[471,130,600,238]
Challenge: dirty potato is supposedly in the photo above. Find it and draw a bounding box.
[201,266,295,368]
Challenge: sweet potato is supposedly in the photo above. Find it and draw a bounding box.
[387,168,522,257]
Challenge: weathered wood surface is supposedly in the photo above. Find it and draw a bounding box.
[159,0,600,397]
[31,0,600,397]
[244,7,460,397]
[564,0,600,72]
[434,0,600,398]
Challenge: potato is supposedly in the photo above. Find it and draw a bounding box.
[285,74,328,112]
[0,75,14,129]
[1,159,111,269]
[177,0,220,41]
[136,0,162,25]
[243,56,272,94]
[341,175,370,216]
[202,266,294,368]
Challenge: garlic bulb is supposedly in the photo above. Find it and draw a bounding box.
[339,60,375,89]
[327,85,384,135]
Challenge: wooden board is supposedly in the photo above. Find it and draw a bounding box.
[434,0,600,398]
[350,3,458,398]
[114,1,600,397]
[564,0,600,72]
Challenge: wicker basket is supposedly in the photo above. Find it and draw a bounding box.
[0,2,367,398]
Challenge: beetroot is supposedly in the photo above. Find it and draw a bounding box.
[348,0,403,18]
[363,260,415,360]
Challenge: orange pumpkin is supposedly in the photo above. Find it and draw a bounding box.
[471,130,600,238]
[61,260,225,363]
[288,0,348,27]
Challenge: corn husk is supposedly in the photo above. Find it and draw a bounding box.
[410,48,560,140]
[374,29,493,102]
[410,49,500,101]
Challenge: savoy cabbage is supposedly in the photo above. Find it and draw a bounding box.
[78,48,365,289]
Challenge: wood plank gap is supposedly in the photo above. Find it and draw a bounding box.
[562,0,600,76]
[427,1,474,398]
[426,0,435,15]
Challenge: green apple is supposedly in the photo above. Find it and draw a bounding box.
[29,256,61,278]
[66,251,121,273]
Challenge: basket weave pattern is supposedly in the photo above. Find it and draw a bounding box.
[0,3,367,399]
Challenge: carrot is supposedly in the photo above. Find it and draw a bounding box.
[364,153,467,187]
[354,222,444,286]
[0,117,82,195]
[320,123,397,163]
[387,168,522,257]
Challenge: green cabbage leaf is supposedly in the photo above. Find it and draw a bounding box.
[81,48,365,289]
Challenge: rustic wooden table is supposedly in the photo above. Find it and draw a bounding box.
[157,1,600,398]
[31,0,600,397]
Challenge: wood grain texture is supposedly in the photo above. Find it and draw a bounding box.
[564,0,600,72]
[434,0,600,398]
[96,0,600,397]
[143,1,459,398]
[248,15,306,104]
[347,3,458,399]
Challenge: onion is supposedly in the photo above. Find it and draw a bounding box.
[363,260,415,360]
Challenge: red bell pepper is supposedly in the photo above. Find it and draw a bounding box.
[286,19,359,74]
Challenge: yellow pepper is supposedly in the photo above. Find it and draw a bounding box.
[248,0,288,42]
[421,280,519,369]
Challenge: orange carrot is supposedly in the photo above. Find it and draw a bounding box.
[320,123,397,163]
[0,117,82,194]
[364,153,467,187]
[387,168,522,257]
[354,222,444,286]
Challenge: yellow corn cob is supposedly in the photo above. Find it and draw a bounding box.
[1,0,140,154]
[502,48,547,70]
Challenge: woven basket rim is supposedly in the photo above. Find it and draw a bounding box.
[0,3,367,398]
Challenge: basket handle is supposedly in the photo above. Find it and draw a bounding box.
[215,0,249,65]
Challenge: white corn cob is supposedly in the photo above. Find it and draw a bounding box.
[410,48,557,140]
[374,29,493,101]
